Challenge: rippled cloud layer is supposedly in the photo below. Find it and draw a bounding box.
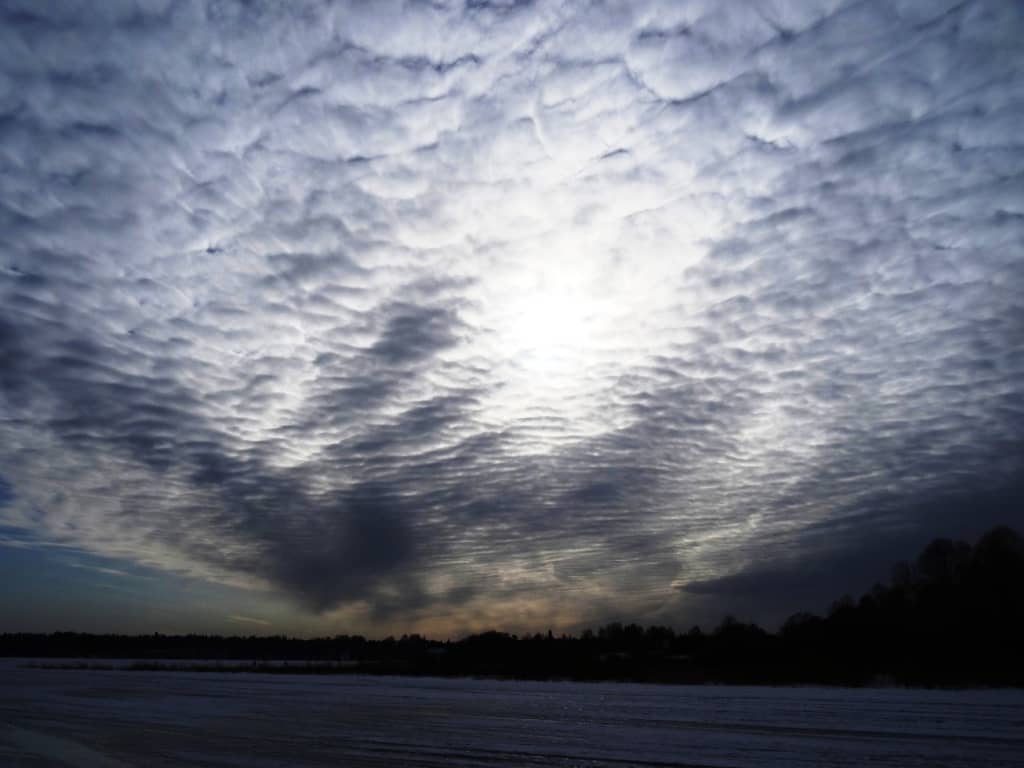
[1,0,1022,633]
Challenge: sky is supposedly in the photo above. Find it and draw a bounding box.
[1,0,1022,638]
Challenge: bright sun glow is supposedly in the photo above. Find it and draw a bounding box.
[458,200,713,453]
[468,232,628,450]
[502,275,595,377]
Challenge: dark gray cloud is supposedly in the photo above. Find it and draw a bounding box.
[0,0,1022,634]
[369,304,462,364]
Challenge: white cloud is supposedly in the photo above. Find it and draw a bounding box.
[0,0,1022,632]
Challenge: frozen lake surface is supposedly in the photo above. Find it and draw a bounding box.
[1,660,1022,766]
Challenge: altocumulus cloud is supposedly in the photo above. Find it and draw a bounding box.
[0,0,1022,633]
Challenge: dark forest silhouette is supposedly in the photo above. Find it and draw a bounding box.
[4,526,1022,687]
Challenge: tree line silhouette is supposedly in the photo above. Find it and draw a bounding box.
[4,526,1022,686]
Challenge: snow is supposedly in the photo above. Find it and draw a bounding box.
[1,660,1022,766]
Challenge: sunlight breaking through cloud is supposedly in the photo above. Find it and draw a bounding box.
[1,0,1022,634]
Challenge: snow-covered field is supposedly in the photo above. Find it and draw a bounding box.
[1,660,1022,767]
